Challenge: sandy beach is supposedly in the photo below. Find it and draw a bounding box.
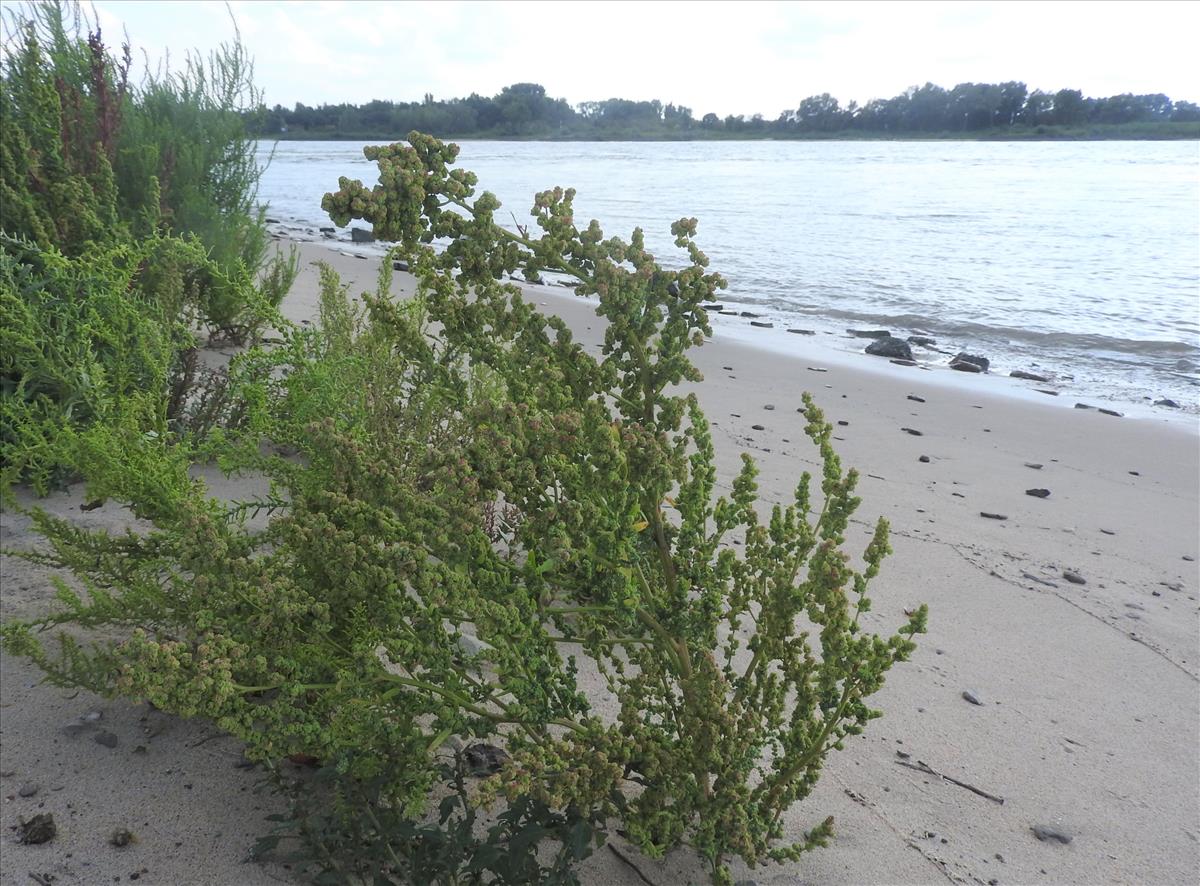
[2,239,1197,885]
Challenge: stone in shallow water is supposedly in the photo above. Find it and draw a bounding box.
[865,336,913,361]
[950,352,988,373]
[1010,370,1050,382]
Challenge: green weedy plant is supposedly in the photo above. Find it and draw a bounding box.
[0,3,296,488]
[1,133,925,884]
[324,134,928,882]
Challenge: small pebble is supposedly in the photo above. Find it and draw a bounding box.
[1025,463,1043,469]
[15,813,56,844]
[1183,555,1195,562]
[18,783,39,798]
[763,404,775,411]
[901,427,923,436]
[837,420,849,426]
[980,512,1008,520]
[907,395,926,403]
[1031,824,1073,845]
[918,455,930,463]
[1100,529,1115,535]
[1062,571,1087,586]
[962,689,984,706]
[1025,488,1051,498]
[751,424,765,431]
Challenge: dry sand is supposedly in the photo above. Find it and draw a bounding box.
[2,240,1197,885]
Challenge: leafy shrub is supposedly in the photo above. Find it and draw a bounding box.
[0,3,295,487]
[259,751,605,885]
[2,134,926,884]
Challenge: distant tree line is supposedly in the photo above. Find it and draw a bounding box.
[248,81,1200,140]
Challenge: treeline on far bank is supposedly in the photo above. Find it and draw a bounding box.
[249,81,1200,141]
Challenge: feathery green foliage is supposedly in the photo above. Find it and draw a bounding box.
[3,133,926,883]
[0,2,294,488]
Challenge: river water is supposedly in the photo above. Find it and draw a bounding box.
[255,139,1200,417]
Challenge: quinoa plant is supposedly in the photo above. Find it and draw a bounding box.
[2,133,925,884]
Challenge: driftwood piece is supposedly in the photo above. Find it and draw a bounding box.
[895,757,1005,805]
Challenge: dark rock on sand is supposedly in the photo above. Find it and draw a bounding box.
[907,394,926,403]
[739,311,761,318]
[1025,463,1043,469]
[1074,403,1093,409]
[1031,824,1073,845]
[750,320,774,328]
[763,404,775,410]
[110,828,136,848]
[950,353,989,373]
[18,783,39,798]
[1025,488,1051,498]
[1037,389,1060,396]
[907,335,937,347]
[719,310,739,316]
[837,420,849,426]
[1098,408,1123,417]
[1062,570,1087,585]
[980,512,1008,520]
[350,226,375,243]
[787,328,816,335]
[848,329,892,339]
[464,743,510,776]
[1154,398,1180,408]
[1010,370,1050,382]
[751,424,765,431]
[962,690,985,706]
[865,336,914,361]
[918,455,930,463]
[15,813,56,844]
[900,427,923,436]
[890,358,918,366]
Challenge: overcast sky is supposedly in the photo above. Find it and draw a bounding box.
[86,0,1200,116]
